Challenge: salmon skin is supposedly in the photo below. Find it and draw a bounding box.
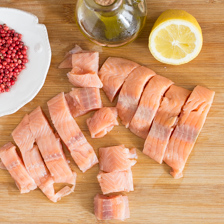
[87,107,118,138]
[66,87,102,118]
[143,85,191,164]
[67,51,103,88]
[99,57,140,102]
[116,66,156,128]
[47,92,98,173]
[28,106,76,185]
[97,169,134,194]
[99,145,137,172]
[94,194,130,221]
[163,85,215,179]
[12,114,75,202]
[129,75,173,139]
[0,142,37,193]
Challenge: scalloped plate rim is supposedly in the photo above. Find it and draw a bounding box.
[0,7,51,117]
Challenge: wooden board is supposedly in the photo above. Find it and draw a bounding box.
[0,0,224,223]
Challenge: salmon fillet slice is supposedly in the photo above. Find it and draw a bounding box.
[12,115,75,202]
[129,75,173,139]
[28,146,75,202]
[99,57,140,102]
[58,45,83,68]
[65,87,102,118]
[143,85,191,164]
[163,85,215,179]
[94,194,130,221]
[29,107,76,185]
[67,52,103,88]
[99,145,137,172]
[97,169,134,194]
[0,142,37,193]
[47,92,98,173]
[71,51,98,73]
[87,107,118,138]
[12,115,35,153]
[67,73,103,88]
[116,66,156,128]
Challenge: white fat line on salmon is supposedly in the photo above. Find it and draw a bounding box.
[44,153,64,162]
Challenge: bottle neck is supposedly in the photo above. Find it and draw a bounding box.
[84,0,122,13]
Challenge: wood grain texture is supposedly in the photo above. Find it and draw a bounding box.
[0,0,224,223]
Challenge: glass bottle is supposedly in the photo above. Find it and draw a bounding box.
[75,0,147,47]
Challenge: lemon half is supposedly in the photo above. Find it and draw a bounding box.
[149,9,203,65]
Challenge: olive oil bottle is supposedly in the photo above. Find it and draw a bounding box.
[76,0,147,47]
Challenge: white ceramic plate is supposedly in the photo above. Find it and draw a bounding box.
[0,7,51,117]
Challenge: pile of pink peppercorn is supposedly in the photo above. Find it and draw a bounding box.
[0,24,28,93]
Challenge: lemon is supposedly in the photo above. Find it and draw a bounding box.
[149,9,203,65]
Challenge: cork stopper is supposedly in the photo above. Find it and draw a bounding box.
[95,0,116,6]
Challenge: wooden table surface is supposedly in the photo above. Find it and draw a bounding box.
[0,0,224,223]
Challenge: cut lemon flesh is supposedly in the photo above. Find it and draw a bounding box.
[149,10,203,65]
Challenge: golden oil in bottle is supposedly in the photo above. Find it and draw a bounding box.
[76,0,147,47]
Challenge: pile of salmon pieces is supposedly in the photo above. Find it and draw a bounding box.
[0,46,214,221]
[99,56,215,179]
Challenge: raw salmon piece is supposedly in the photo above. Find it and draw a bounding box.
[30,146,75,202]
[143,85,191,164]
[99,145,137,172]
[71,52,98,73]
[129,75,173,139]
[0,142,37,193]
[12,114,35,153]
[58,45,83,68]
[27,145,75,202]
[47,92,98,172]
[87,107,118,138]
[66,87,102,118]
[67,52,103,88]
[97,169,133,194]
[99,57,140,102]
[94,194,130,221]
[116,66,156,128]
[163,86,215,179]
[12,115,75,202]
[67,73,103,88]
[29,107,76,185]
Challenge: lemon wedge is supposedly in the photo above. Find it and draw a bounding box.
[149,9,203,65]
